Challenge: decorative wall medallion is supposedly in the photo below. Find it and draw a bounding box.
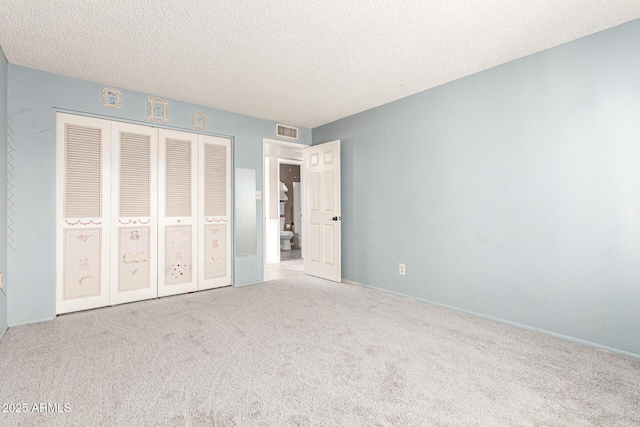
[193,112,207,130]
[148,97,169,123]
[102,88,121,109]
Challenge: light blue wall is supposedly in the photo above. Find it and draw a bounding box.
[0,47,7,338]
[314,19,640,357]
[7,65,310,326]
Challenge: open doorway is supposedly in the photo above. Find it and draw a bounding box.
[278,161,303,261]
[263,139,305,282]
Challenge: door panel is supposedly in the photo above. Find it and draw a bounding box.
[118,226,152,292]
[324,225,334,265]
[324,171,334,210]
[165,225,193,284]
[63,228,102,299]
[110,122,158,305]
[158,129,198,296]
[304,140,341,282]
[310,173,319,210]
[310,224,319,262]
[56,113,111,314]
[203,224,227,279]
[198,135,231,290]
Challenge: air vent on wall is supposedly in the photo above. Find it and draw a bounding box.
[277,124,298,140]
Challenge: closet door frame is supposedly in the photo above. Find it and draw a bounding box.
[157,128,199,297]
[198,135,232,290]
[110,121,158,305]
[56,113,235,314]
[55,113,112,314]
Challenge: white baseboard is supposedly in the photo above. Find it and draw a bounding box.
[233,280,263,287]
[8,315,56,328]
[346,278,640,361]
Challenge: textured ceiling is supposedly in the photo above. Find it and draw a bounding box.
[1,1,640,128]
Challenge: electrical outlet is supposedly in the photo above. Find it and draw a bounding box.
[399,264,405,275]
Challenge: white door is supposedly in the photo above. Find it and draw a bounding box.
[304,140,341,282]
[198,135,231,290]
[264,156,280,265]
[56,113,112,314]
[293,182,303,259]
[110,122,158,305]
[158,129,199,297]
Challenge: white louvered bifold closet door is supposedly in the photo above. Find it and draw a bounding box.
[198,135,231,290]
[157,129,199,297]
[110,122,158,305]
[56,113,111,314]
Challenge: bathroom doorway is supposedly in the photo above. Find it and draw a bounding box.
[263,139,305,281]
[279,162,302,261]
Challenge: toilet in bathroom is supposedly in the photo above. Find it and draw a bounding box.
[279,218,294,250]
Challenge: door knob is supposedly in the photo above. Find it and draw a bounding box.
[332,216,341,221]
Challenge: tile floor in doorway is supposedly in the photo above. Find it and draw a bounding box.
[265,258,304,281]
[280,248,301,261]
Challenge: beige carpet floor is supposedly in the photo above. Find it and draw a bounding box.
[0,276,639,426]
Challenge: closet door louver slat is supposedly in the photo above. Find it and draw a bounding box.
[64,125,102,218]
[165,138,192,217]
[204,144,227,217]
[119,132,150,217]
